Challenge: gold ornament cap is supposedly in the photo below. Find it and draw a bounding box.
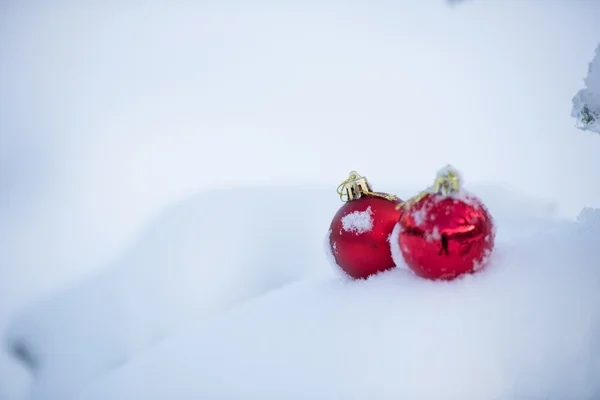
[394,164,462,211]
[432,164,462,196]
[337,171,372,202]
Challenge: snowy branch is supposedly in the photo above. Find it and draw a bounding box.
[572,44,600,134]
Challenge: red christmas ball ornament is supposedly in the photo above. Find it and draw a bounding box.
[392,165,495,281]
[328,171,403,279]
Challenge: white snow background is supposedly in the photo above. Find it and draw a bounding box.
[2,1,600,399]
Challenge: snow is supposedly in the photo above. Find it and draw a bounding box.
[3,2,600,399]
[578,207,600,229]
[572,44,600,134]
[389,223,410,271]
[341,206,374,234]
[5,186,343,400]
[75,204,600,400]
[5,183,568,400]
[412,203,431,225]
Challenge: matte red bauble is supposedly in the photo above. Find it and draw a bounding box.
[328,171,403,279]
[393,166,495,281]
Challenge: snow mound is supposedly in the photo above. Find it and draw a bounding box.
[5,186,342,400]
[5,183,563,400]
[78,217,600,400]
[577,206,600,231]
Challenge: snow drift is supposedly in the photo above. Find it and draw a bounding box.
[77,206,600,400]
[9,185,564,399]
[5,185,340,400]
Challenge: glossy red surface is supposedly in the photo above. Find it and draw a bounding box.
[397,193,495,281]
[329,194,403,279]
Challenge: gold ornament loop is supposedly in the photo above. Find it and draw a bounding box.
[368,192,399,202]
[337,171,369,202]
[395,190,428,211]
[336,171,398,203]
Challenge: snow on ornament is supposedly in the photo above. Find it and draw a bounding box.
[327,171,403,279]
[341,207,374,234]
[391,165,495,281]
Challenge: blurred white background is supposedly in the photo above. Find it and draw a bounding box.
[1,1,600,398]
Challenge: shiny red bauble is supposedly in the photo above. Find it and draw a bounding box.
[394,192,495,281]
[329,194,403,279]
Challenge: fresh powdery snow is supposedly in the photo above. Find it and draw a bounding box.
[341,206,374,234]
[8,184,597,400]
[389,223,410,270]
[6,186,343,400]
[77,208,600,400]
